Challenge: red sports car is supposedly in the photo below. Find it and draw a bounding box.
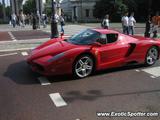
[27,29,160,78]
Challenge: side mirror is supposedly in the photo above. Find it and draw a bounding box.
[92,42,102,47]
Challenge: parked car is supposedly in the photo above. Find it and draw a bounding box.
[27,28,160,78]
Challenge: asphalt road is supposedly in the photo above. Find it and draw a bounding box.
[0,51,160,120]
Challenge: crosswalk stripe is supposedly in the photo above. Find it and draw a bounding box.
[0,52,18,57]
[135,69,140,72]
[38,77,51,85]
[150,76,156,78]
[142,66,160,77]
[21,52,28,56]
[49,93,67,107]
[8,31,17,41]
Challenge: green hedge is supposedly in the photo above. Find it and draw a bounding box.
[0,19,8,24]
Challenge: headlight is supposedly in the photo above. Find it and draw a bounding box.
[47,52,65,62]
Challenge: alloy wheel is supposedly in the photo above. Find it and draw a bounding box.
[74,56,93,78]
[146,47,158,65]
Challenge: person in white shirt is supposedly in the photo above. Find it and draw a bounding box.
[102,14,109,29]
[11,13,17,28]
[121,12,129,34]
[59,15,65,34]
[129,12,136,35]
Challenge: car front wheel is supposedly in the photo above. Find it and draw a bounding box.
[145,46,159,66]
[73,55,94,78]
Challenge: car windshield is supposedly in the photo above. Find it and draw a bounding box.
[67,29,100,45]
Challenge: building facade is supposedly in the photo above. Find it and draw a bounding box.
[61,0,99,22]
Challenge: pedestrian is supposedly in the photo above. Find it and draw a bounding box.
[37,11,41,29]
[9,15,12,26]
[29,14,33,25]
[16,14,20,26]
[102,14,109,29]
[42,14,47,28]
[11,13,17,28]
[152,11,160,38]
[144,15,152,37]
[32,14,37,30]
[26,14,30,25]
[121,12,129,35]
[128,12,136,35]
[59,15,65,34]
[19,11,25,27]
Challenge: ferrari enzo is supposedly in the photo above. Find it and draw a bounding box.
[27,28,160,78]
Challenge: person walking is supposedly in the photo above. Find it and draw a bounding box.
[128,12,136,35]
[102,14,109,29]
[42,14,47,28]
[144,15,152,37]
[11,13,17,28]
[37,11,41,29]
[121,12,129,35]
[19,11,25,27]
[59,15,65,34]
[152,11,160,38]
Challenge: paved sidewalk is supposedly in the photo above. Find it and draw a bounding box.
[0,23,159,52]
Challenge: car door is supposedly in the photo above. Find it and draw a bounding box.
[98,33,130,69]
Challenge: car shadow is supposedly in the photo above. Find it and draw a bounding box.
[3,60,152,85]
[47,75,76,83]
[64,89,160,103]
[47,64,147,83]
[4,60,40,85]
[92,64,146,77]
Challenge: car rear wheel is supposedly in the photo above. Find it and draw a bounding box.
[73,55,94,78]
[145,46,159,66]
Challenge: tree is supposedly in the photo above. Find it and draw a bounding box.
[0,3,3,18]
[93,0,128,22]
[2,0,6,21]
[123,0,137,13]
[23,0,36,14]
[5,6,11,18]
[44,0,52,16]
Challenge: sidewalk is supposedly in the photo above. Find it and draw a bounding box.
[0,23,159,52]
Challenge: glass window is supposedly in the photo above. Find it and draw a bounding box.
[97,34,107,44]
[85,9,90,17]
[67,29,100,45]
[106,34,118,43]
[97,33,118,44]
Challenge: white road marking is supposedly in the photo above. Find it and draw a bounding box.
[0,47,34,52]
[8,31,17,41]
[21,52,28,56]
[49,93,67,107]
[0,38,49,44]
[135,69,140,72]
[150,76,156,78]
[0,52,18,57]
[38,77,51,85]
[142,66,160,78]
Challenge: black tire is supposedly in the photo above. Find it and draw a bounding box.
[145,46,159,66]
[73,55,94,78]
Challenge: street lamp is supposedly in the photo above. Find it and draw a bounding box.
[51,0,59,38]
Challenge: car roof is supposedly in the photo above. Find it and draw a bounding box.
[92,28,119,34]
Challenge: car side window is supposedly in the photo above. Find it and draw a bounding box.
[106,34,118,43]
[97,34,107,44]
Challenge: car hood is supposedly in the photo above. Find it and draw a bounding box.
[30,40,81,60]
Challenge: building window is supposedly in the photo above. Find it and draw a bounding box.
[85,9,90,17]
